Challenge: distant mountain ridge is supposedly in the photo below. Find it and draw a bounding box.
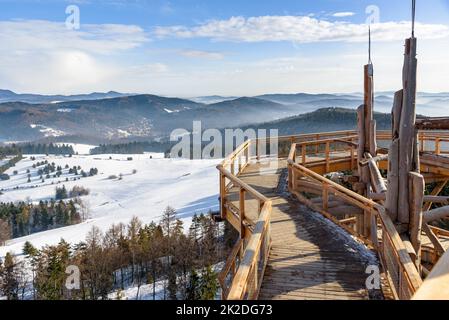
[0,89,131,104]
[0,89,448,143]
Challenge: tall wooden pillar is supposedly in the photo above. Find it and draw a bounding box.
[386,37,423,264]
[398,37,419,225]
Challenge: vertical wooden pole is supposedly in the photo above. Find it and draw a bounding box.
[420,132,424,152]
[220,173,227,219]
[398,37,418,225]
[302,144,307,165]
[239,188,246,240]
[350,139,355,170]
[409,172,424,271]
[386,139,400,221]
[325,142,330,173]
[323,183,329,211]
[370,120,377,156]
[364,63,375,156]
[435,138,441,155]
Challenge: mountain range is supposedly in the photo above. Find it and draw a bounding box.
[0,89,447,143]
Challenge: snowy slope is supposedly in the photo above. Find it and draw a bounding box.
[0,153,220,257]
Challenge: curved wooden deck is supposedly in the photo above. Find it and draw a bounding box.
[228,159,377,300]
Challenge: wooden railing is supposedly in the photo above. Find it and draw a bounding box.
[413,248,449,300]
[217,163,272,300]
[217,131,356,300]
[218,130,449,300]
[287,142,423,299]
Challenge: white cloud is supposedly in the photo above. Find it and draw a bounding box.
[0,20,149,55]
[179,50,224,60]
[332,12,356,18]
[0,19,152,94]
[154,15,449,43]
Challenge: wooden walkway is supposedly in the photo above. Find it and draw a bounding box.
[229,159,380,300]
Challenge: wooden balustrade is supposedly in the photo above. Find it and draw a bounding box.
[218,130,449,300]
[287,142,423,300]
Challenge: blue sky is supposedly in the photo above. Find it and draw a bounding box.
[0,0,448,96]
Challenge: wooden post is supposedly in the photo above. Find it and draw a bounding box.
[350,138,356,169]
[323,183,329,211]
[325,142,330,173]
[398,37,418,225]
[302,144,307,165]
[239,188,246,239]
[409,172,424,270]
[364,63,376,157]
[420,132,425,152]
[385,90,402,221]
[220,173,227,219]
[370,120,377,157]
[357,105,370,186]
[288,163,293,191]
[436,138,441,155]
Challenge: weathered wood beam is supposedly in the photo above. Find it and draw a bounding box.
[364,64,375,156]
[413,248,449,300]
[340,217,358,225]
[357,105,369,186]
[366,153,387,194]
[409,172,424,268]
[416,117,449,131]
[424,205,449,223]
[424,180,449,211]
[422,223,446,255]
[359,154,389,167]
[386,90,401,221]
[391,90,403,139]
[398,37,418,225]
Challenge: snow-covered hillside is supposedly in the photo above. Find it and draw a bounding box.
[0,153,220,257]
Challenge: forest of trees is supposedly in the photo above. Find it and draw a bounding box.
[90,141,171,155]
[0,199,83,240]
[0,155,22,179]
[0,145,21,158]
[0,208,236,300]
[1,143,74,156]
[18,143,75,155]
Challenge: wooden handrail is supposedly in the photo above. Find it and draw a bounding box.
[218,129,449,300]
[287,142,423,298]
[217,165,269,203]
[413,248,449,300]
[227,202,272,300]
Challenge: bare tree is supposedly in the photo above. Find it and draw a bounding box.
[0,219,11,245]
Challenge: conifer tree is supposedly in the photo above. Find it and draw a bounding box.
[0,253,20,300]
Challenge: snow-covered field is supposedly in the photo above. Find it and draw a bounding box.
[0,152,220,257]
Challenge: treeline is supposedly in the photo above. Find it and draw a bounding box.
[1,143,74,157]
[0,199,84,240]
[17,143,75,155]
[0,208,235,300]
[90,141,171,155]
[0,155,22,177]
[0,146,21,158]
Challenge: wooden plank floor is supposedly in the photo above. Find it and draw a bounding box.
[229,158,380,300]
